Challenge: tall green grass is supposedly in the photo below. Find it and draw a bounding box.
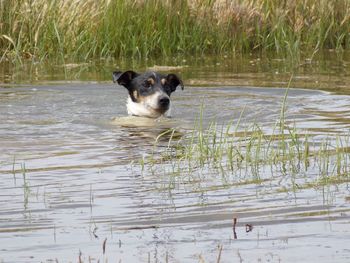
[1,0,350,62]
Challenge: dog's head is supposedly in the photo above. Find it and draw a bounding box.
[113,70,184,118]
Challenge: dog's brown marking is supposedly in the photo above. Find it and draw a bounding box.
[161,78,166,85]
[133,90,139,101]
[147,78,155,86]
[134,90,149,104]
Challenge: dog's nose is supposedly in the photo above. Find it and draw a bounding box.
[159,97,170,108]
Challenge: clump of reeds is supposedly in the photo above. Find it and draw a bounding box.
[145,114,350,192]
[143,86,350,190]
[1,0,349,62]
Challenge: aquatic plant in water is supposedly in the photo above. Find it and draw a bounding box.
[141,90,350,193]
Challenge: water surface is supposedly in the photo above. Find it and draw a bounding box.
[1,54,350,262]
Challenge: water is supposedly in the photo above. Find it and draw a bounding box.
[1,53,350,262]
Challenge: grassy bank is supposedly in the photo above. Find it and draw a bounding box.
[1,0,350,62]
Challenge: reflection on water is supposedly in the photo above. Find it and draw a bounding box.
[1,56,350,262]
[1,51,350,94]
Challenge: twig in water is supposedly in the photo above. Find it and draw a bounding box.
[216,244,223,263]
[93,226,98,239]
[102,238,107,254]
[233,217,237,239]
[78,250,82,263]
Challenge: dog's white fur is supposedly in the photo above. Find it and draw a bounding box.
[126,95,171,118]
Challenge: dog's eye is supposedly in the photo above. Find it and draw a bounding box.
[144,78,155,88]
[143,81,151,88]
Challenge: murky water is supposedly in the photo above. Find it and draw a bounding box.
[1,53,350,262]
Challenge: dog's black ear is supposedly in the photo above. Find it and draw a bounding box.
[166,73,184,92]
[112,70,139,86]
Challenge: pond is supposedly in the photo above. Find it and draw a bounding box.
[1,52,350,262]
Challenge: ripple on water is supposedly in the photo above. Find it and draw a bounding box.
[1,84,350,262]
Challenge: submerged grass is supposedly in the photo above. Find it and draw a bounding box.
[148,115,350,192]
[143,85,350,192]
[1,0,350,62]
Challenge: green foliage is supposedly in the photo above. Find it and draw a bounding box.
[1,0,350,62]
[145,108,350,192]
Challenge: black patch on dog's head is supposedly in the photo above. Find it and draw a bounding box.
[165,74,184,93]
[113,70,140,101]
[113,70,184,102]
[113,70,139,86]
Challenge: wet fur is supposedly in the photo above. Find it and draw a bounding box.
[113,70,183,118]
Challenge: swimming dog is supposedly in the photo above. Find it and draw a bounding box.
[113,70,184,118]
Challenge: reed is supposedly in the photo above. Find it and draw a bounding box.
[146,115,350,193]
[142,86,350,192]
[1,0,349,62]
